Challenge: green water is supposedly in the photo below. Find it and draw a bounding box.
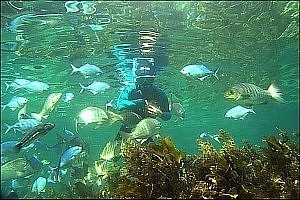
[1,1,299,198]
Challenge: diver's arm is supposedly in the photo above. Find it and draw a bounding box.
[116,87,146,111]
[157,90,172,121]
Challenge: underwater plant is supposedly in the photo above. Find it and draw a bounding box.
[102,129,299,199]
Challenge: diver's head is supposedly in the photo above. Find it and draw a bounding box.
[135,59,155,89]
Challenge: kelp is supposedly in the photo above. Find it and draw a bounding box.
[103,129,299,199]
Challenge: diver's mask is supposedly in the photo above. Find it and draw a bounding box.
[135,62,156,89]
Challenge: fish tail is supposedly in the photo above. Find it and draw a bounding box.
[250,106,256,114]
[267,84,285,103]
[31,113,42,121]
[79,83,85,93]
[70,64,79,75]
[1,104,7,111]
[4,123,13,134]
[12,142,22,154]
[4,82,10,91]
[213,68,219,80]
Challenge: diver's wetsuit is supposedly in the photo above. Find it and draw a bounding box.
[115,84,171,141]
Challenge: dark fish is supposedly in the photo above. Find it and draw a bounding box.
[57,127,76,142]
[34,140,49,152]
[25,155,43,171]
[13,123,55,153]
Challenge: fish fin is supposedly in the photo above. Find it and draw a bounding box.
[213,68,219,80]
[91,90,98,95]
[31,113,42,121]
[70,64,78,75]
[12,143,22,154]
[79,83,85,93]
[198,75,209,81]
[1,104,7,111]
[119,131,130,140]
[42,115,49,119]
[4,82,10,91]
[4,123,13,134]
[250,108,256,114]
[267,83,285,103]
[136,138,148,144]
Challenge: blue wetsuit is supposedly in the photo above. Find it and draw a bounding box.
[117,84,171,121]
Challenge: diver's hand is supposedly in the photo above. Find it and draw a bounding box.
[147,104,163,117]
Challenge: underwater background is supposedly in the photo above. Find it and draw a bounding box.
[1,1,299,198]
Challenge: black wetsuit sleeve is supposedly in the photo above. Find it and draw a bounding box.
[156,88,172,121]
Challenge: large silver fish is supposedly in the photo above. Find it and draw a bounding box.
[76,107,122,130]
[4,78,31,91]
[225,105,255,120]
[120,118,161,141]
[31,92,62,121]
[79,81,110,95]
[13,123,55,153]
[181,64,219,81]
[20,81,50,93]
[2,96,28,111]
[4,118,41,134]
[71,63,102,78]
[224,83,285,106]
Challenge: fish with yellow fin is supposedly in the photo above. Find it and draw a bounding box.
[31,93,62,121]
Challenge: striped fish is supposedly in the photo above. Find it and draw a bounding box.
[4,119,41,134]
[120,118,161,141]
[224,83,285,106]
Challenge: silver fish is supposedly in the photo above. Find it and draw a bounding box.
[4,118,41,134]
[79,81,110,95]
[76,107,122,130]
[2,96,28,111]
[71,63,102,78]
[63,92,74,103]
[181,64,219,81]
[21,81,50,92]
[31,177,47,194]
[4,78,31,91]
[120,118,161,141]
[225,105,255,120]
